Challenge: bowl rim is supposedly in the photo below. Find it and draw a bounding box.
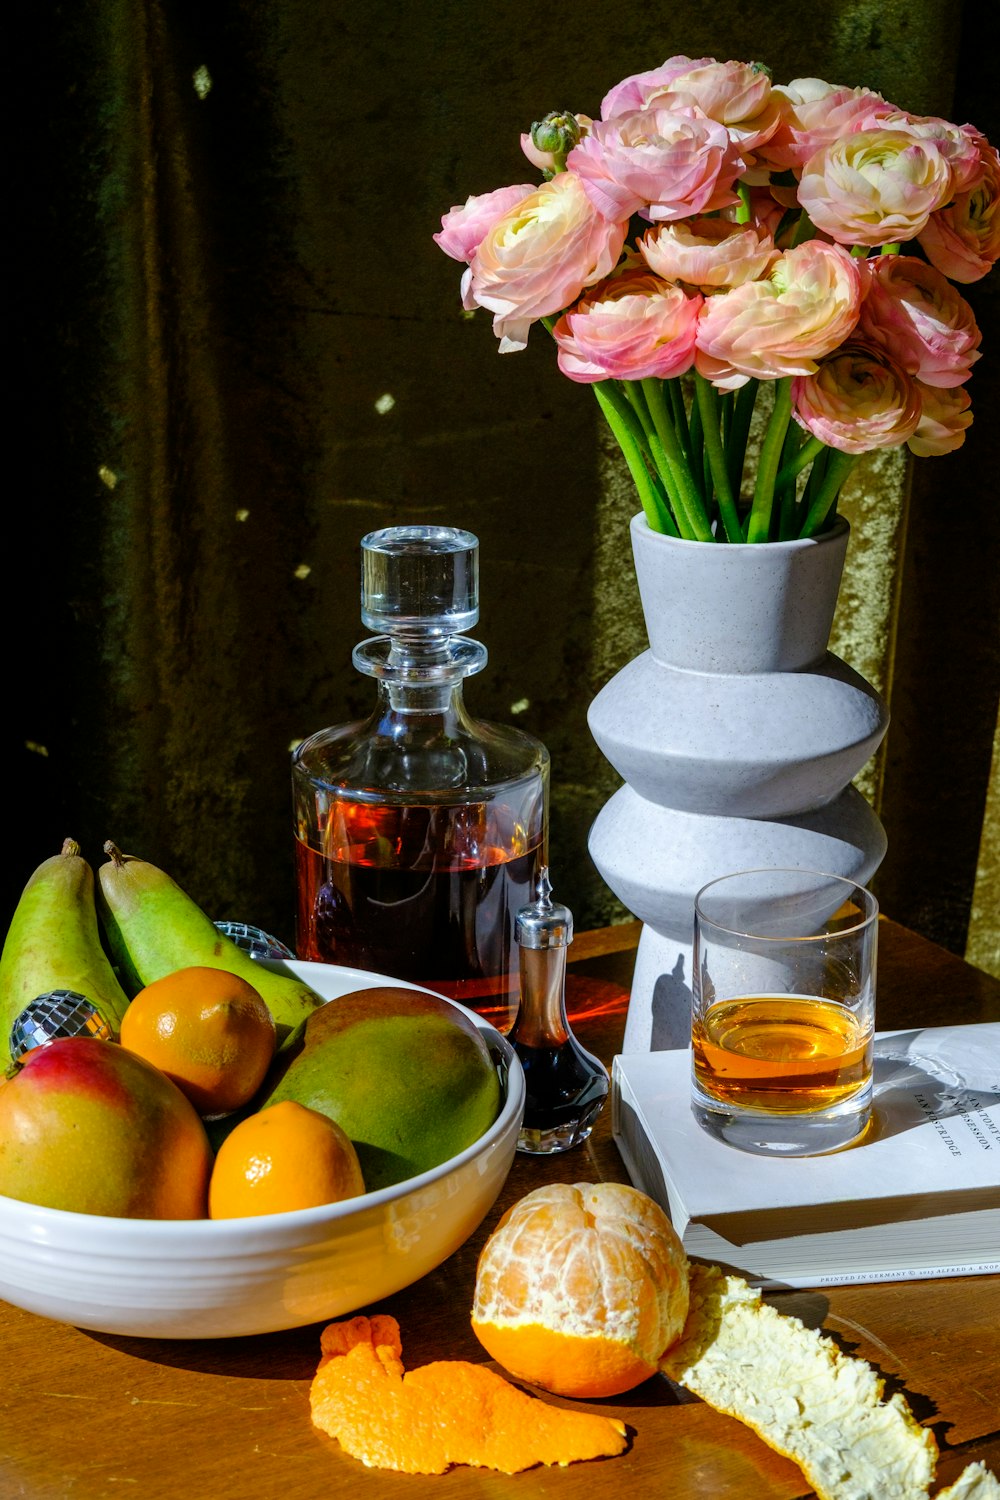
[0,963,525,1245]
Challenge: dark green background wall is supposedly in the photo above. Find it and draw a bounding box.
[7,1,999,964]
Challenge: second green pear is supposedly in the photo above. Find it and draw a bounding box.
[97,842,325,1042]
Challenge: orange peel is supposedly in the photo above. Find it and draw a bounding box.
[309,1314,628,1474]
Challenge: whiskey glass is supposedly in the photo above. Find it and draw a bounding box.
[691,868,878,1155]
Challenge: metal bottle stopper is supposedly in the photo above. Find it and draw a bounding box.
[515,867,573,951]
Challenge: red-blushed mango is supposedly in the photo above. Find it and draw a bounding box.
[260,988,501,1191]
[0,1037,213,1218]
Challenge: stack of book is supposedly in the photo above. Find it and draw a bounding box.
[612,1024,1000,1288]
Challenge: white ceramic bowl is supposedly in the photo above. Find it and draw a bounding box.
[0,962,525,1339]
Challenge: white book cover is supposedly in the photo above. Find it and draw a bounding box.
[611,1024,1000,1288]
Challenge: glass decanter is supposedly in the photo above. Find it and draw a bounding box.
[291,524,549,1033]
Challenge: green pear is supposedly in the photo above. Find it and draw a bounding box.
[0,840,130,1068]
[97,842,326,1044]
[259,986,502,1191]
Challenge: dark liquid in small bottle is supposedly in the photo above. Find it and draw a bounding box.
[514,1039,610,1144]
[295,801,543,1033]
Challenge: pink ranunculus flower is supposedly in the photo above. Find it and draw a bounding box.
[907,381,973,456]
[466,172,628,352]
[695,240,863,390]
[919,136,1000,283]
[551,265,702,383]
[639,217,778,291]
[857,255,981,388]
[433,185,537,264]
[798,126,954,247]
[791,342,921,453]
[567,106,745,223]
[600,54,713,119]
[609,57,781,159]
[755,78,895,173]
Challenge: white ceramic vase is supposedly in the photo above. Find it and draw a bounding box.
[588,513,889,1053]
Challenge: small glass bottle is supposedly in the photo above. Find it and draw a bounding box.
[510,869,610,1153]
[291,525,549,1034]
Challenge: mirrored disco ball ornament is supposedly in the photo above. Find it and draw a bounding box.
[9,991,114,1061]
[212,921,295,961]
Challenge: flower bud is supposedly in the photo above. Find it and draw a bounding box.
[531,111,583,160]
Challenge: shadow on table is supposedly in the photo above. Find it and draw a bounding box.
[86,1322,323,1379]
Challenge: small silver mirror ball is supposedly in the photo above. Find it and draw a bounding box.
[9,991,114,1062]
[212,921,295,961]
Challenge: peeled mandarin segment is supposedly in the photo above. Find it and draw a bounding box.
[471,1181,689,1398]
[310,1315,628,1475]
[208,1100,364,1218]
[661,1264,939,1500]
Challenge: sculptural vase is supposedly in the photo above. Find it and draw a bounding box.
[587,513,889,1053]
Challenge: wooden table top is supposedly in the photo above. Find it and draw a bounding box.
[2,916,998,1500]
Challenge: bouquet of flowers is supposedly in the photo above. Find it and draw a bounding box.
[434,57,998,543]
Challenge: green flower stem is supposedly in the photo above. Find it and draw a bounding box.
[695,373,743,543]
[799,442,827,518]
[592,381,676,535]
[791,210,816,247]
[667,379,691,456]
[746,377,793,542]
[774,434,825,493]
[639,378,715,541]
[799,449,858,537]
[776,419,806,541]
[736,181,753,225]
[688,386,704,473]
[622,382,695,539]
[687,393,711,518]
[727,378,758,504]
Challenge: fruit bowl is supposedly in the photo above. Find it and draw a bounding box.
[0,963,525,1339]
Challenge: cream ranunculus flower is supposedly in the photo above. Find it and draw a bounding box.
[755,78,894,173]
[798,126,955,247]
[639,217,778,292]
[695,240,863,390]
[467,173,628,352]
[919,135,1000,283]
[907,382,973,455]
[791,341,921,452]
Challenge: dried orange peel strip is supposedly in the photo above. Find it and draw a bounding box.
[662,1264,939,1500]
[310,1314,628,1474]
